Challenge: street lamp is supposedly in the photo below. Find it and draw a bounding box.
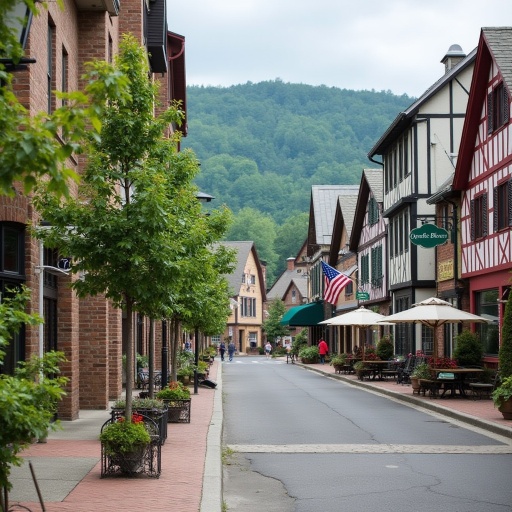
[2,1,36,70]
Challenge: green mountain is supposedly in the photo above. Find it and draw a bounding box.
[182,80,413,284]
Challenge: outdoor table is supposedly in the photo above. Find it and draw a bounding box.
[429,368,483,398]
[362,360,390,380]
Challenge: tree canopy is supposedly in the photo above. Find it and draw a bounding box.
[35,35,234,419]
[184,81,413,283]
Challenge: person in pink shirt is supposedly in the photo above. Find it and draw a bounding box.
[318,338,328,364]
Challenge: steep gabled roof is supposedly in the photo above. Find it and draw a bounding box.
[350,169,383,250]
[267,269,308,301]
[368,48,477,158]
[454,27,512,190]
[220,241,267,301]
[308,185,360,250]
[328,193,359,264]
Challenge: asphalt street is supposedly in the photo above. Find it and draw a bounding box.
[222,356,512,512]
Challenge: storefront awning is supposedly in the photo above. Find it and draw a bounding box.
[280,301,324,326]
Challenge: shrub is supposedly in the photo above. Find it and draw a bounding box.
[499,292,512,379]
[376,336,394,360]
[299,345,319,363]
[453,330,483,367]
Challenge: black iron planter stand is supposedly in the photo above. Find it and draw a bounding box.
[163,399,191,423]
[100,414,161,478]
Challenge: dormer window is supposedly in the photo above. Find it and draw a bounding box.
[487,82,510,134]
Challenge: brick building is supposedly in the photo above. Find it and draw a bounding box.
[1,0,183,419]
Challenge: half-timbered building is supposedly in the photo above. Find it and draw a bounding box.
[350,169,390,315]
[452,27,512,367]
[368,45,476,356]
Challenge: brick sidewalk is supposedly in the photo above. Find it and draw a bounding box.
[11,362,219,512]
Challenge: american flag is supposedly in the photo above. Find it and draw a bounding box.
[321,261,352,304]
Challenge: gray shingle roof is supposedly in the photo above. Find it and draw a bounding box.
[363,169,383,203]
[266,269,308,300]
[482,27,512,91]
[338,194,358,242]
[219,241,254,294]
[311,185,360,245]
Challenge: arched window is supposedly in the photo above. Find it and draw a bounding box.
[0,223,26,374]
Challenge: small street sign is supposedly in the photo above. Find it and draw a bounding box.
[356,291,370,301]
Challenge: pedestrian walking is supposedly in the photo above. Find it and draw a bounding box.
[219,341,226,361]
[228,341,236,361]
[264,341,272,359]
[318,338,328,365]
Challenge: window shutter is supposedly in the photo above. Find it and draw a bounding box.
[470,199,475,241]
[508,179,512,226]
[487,92,494,134]
[504,87,510,124]
[494,186,499,232]
[482,193,488,237]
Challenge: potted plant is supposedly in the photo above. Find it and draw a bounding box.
[177,365,194,385]
[353,360,369,380]
[99,413,151,474]
[330,354,347,373]
[453,330,483,367]
[376,335,394,361]
[492,376,512,419]
[410,362,432,394]
[298,345,319,364]
[156,382,191,423]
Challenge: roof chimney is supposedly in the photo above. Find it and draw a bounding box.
[441,44,466,73]
[286,257,295,271]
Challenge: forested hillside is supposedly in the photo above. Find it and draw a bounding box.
[182,80,413,284]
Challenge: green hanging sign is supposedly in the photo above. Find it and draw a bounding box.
[409,224,449,248]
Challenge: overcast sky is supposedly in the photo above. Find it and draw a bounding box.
[168,0,512,98]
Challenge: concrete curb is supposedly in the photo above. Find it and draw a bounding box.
[200,363,223,512]
[301,363,512,440]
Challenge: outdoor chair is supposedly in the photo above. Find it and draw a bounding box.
[397,356,415,385]
[468,371,499,400]
[381,359,399,381]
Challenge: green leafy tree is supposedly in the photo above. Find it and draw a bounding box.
[0,288,67,491]
[499,292,512,379]
[0,0,129,196]
[35,35,232,420]
[262,299,289,345]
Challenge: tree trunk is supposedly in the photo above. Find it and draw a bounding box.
[125,298,134,422]
[148,318,155,398]
[170,317,180,382]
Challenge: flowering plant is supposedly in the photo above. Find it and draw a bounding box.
[428,356,457,368]
[363,345,380,361]
[99,415,150,455]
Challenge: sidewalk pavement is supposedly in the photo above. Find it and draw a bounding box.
[9,357,512,512]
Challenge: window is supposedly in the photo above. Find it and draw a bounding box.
[471,193,488,240]
[61,47,68,107]
[488,82,509,134]
[368,197,379,225]
[421,324,433,355]
[291,289,296,303]
[211,335,221,345]
[241,297,257,317]
[475,289,499,355]
[494,179,512,232]
[360,253,370,284]
[47,23,55,114]
[344,280,353,297]
[394,296,413,356]
[371,245,382,287]
[0,223,26,375]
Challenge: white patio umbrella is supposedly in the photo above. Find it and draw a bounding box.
[320,306,391,357]
[379,297,489,366]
